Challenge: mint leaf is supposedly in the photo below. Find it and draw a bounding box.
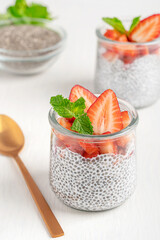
[50,95,73,118]
[7,0,27,18]
[70,97,86,117]
[102,17,126,34]
[128,16,140,34]
[71,113,93,135]
[1,0,53,23]
[25,3,52,20]
[50,95,86,119]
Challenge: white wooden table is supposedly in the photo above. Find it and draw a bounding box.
[0,0,160,239]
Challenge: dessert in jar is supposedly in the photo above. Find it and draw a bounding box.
[49,85,138,211]
[95,14,160,108]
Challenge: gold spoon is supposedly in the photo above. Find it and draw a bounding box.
[0,115,64,238]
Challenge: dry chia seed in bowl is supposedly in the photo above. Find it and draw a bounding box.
[0,25,61,52]
[0,20,66,75]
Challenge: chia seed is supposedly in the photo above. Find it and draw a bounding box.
[0,25,61,53]
[50,142,136,211]
[0,24,62,74]
[95,46,160,109]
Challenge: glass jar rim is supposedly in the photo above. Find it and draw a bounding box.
[0,18,67,55]
[48,97,139,140]
[96,26,160,46]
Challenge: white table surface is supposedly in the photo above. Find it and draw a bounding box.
[0,0,160,239]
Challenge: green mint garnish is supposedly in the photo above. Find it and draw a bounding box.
[102,17,126,34]
[0,0,53,23]
[102,16,141,36]
[50,95,93,135]
[128,16,140,34]
[71,113,93,135]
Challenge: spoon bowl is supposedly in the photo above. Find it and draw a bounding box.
[0,115,24,156]
[0,114,64,238]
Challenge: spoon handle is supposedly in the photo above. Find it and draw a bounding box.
[14,155,64,238]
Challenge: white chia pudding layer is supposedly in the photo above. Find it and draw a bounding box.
[50,142,136,211]
[95,52,160,108]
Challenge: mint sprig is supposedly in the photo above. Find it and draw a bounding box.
[128,16,140,34]
[50,95,93,135]
[0,0,53,24]
[102,17,126,34]
[102,16,141,36]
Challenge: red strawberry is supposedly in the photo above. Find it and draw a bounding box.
[118,34,128,42]
[87,89,123,134]
[138,46,149,57]
[99,131,117,154]
[129,14,160,42]
[83,151,99,158]
[67,143,84,155]
[121,111,131,128]
[57,117,72,130]
[102,50,118,62]
[115,44,138,64]
[69,85,97,112]
[79,141,99,155]
[100,140,117,154]
[104,29,122,40]
[116,111,132,148]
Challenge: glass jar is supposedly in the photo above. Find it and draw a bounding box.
[95,26,160,108]
[48,98,138,211]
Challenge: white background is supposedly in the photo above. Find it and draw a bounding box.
[0,0,160,239]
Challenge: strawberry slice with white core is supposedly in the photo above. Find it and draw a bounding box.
[69,85,97,112]
[87,89,123,134]
[121,111,131,129]
[129,14,160,42]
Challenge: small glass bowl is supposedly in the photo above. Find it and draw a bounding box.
[0,18,66,75]
[48,98,139,211]
[95,24,160,108]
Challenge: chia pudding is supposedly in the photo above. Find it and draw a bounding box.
[0,22,65,74]
[49,85,138,211]
[95,15,160,108]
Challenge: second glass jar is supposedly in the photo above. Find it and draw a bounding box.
[95,27,160,108]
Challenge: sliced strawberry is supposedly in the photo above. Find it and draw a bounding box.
[129,14,160,42]
[83,151,99,158]
[69,85,97,112]
[102,50,118,62]
[99,131,117,154]
[149,45,160,55]
[66,143,84,155]
[55,138,66,149]
[100,140,117,154]
[118,34,128,42]
[87,89,123,134]
[138,45,149,57]
[104,29,122,40]
[57,117,72,130]
[121,111,131,129]
[116,44,138,64]
[79,141,99,155]
[117,111,132,148]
